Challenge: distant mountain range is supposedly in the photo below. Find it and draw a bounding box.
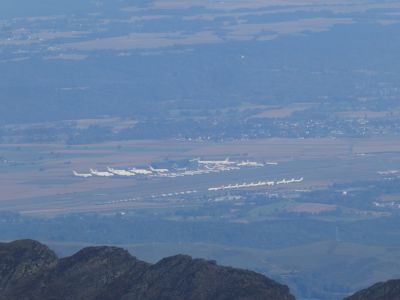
[0,240,294,300]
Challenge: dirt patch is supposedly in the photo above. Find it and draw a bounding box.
[380,194,400,202]
[288,203,337,214]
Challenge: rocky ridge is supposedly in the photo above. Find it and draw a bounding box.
[345,279,400,300]
[0,240,295,300]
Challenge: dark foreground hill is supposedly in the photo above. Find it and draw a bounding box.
[0,240,295,300]
[345,279,400,300]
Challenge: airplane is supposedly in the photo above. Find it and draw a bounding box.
[276,179,288,185]
[197,158,235,165]
[237,160,264,167]
[149,166,169,173]
[90,169,114,177]
[130,168,152,175]
[276,177,303,184]
[293,177,304,183]
[107,167,136,176]
[378,170,399,175]
[73,170,92,178]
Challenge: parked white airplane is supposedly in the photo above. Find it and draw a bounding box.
[73,171,92,178]
[107,167,136,176]
[293,177,304,183]
[276,179,289,185]
[150,166,169,173]
[237,160,264,167]
[90,169,114,177]
[197,158,235,165]
[130,168,152,175]
[276,177,304,184]
[209,180,276,191]
[378,170,399,175]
